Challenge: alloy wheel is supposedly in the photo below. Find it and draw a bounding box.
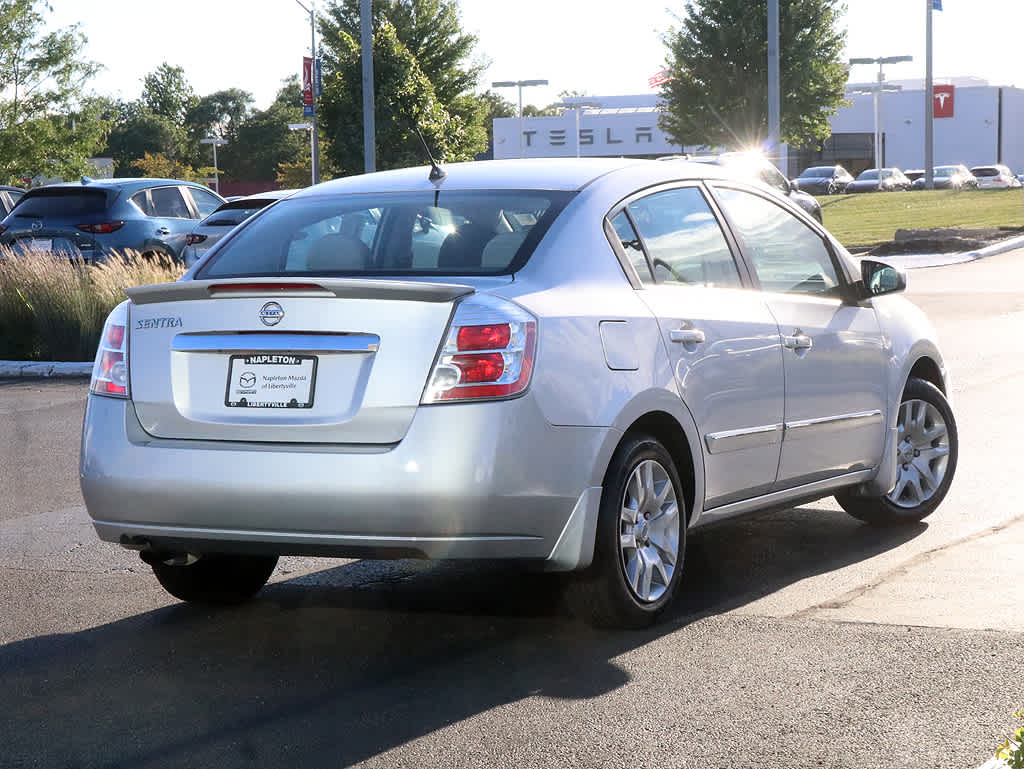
[618,459,680,603]
[888,398,951,508]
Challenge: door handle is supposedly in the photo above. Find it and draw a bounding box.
[155,227,171,235]
[782,331,813,350]
[669,327,706,344]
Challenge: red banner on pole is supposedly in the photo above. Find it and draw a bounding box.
[302,57,314,106]
[933,85,954,118]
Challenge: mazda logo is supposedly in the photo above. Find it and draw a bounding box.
[30,221,42,231]
[238,372,256,388]
[259,301,284,326]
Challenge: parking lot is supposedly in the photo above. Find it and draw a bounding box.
[2,249,1024,769]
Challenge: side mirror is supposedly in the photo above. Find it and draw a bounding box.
[860,259,906,298]
[789,180,799,192]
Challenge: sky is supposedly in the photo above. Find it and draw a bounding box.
[44,0,1024,113]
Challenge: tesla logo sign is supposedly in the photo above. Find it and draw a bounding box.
[934,85,955,118]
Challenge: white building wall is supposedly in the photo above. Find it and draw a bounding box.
[493,112,683,159]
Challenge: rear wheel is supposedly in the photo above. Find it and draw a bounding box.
[151,553,279,605]
[566,435,686,628]
[836,377,957,525]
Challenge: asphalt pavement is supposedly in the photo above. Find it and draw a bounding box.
[2,250,1023,769]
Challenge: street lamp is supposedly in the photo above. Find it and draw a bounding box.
[492,79,549,158]
[199,137,227,194]
[288,123,315,186]
[849,56,913,171]
[551,100,602,158]
[291,0,320,184]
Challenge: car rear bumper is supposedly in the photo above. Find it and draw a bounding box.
[80,394,610,569]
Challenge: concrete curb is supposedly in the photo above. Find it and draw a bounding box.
[0,361,92,379]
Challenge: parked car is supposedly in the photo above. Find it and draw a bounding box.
[0,178,225,262]
[0,185,25,219]
[904,169,925,185]
[182,190,300,267]
[80,158,958,628]
[845,168,912,193]
[911,165,977,191]
[969,164,1022,189]
[793,165,854,195]
[687,152,823,222]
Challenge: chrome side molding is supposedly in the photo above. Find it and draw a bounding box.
[705,423,783,454]
[705,410,883,454]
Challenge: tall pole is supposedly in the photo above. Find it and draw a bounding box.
[518,85,524,158]
[875,64,884,168]
[767,0,781,169]
[360,0,376,173]
[310,4,320,184]
[212,142,219,194]
[925,0,934,189]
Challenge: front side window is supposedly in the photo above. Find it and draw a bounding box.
[625,187,741,288]
[197,190,572,278]
[714,186,841,297]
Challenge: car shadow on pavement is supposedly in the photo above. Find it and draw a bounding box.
[0,504,923,769]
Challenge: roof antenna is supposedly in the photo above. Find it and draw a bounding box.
[411,126,446,182]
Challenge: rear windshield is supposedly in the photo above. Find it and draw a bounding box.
[11,188,107,217]
[935,166,958,175]
[202,204,269,227]
[800,167,833,178]
[972,167,999,177]
[196,190,573,278]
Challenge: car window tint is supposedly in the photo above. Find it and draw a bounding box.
[626,187,741,288]
[149,186,191,219]
[0,192,10,216]
[130,191,153,216]
[715,187,840,297]
[609,211,653,284]
[758,164,790,195]
[12,189,107,217]
[187,187,223,218]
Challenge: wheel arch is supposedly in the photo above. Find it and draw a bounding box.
[907,355,946,395]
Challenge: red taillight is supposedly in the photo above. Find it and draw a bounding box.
[422,296,537,404]
[76,221,125,234]
[185,233,207,246]
[90,303,129,399]
[456,324,512,351]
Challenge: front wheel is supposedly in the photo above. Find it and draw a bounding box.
[836,377,957,525]
[151,553,279,604]
[566,435,686,628]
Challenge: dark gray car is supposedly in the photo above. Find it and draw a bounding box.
[0,178,225,262]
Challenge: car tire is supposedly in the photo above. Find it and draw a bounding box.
[836,377,957,526]
[151,553,279,605]
[566,435,686,628]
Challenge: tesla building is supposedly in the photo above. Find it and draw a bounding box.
[492,79,1024,175]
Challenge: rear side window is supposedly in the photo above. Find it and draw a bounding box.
[150,186,191,219]
[187,186,223,217]
[972,167,998,177]
[625,187,741,288]
[11,189,107,217]
[197,190,573,278]
[202,205,267,227]
[609,211,653,284]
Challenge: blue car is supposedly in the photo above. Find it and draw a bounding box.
[0,178,225,262]
[0,185,25,218]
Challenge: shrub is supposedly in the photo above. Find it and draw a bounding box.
[0,247,183,361]
[996,710,1024,769]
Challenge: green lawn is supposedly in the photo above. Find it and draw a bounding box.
[817,188,1024,249]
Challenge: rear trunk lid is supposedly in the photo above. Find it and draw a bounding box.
[127,277,473,444]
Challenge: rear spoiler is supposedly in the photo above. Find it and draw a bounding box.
[127,277,476,305]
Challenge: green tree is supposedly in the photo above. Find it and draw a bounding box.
[105,105,188,177]
[659,0,848,150]
[220,77,308,183]
[141,62,198,125]
[478,89,514,157]
[0,0,108,183]
[186,88,254,144]
[132,151,216,182]
[319,0,487,174]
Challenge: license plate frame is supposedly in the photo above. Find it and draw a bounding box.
[224,353,318,409]
[27,238,52,252]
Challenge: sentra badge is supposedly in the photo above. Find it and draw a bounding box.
[259,301,284,326]
[135,317,182,329]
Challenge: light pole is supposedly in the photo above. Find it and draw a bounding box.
[492,79,549,158]
[850,56,913,170]
[768,0,782,174]
[291,0,320,184]
[288,123,315,186]
[199,137,227,194]
[551,100,602,158]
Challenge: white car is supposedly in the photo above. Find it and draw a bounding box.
[182,190,300,267]
[80,158,958,628]
[969,165,1022,189]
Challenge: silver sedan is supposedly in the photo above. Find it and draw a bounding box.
[80,158,958,628]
